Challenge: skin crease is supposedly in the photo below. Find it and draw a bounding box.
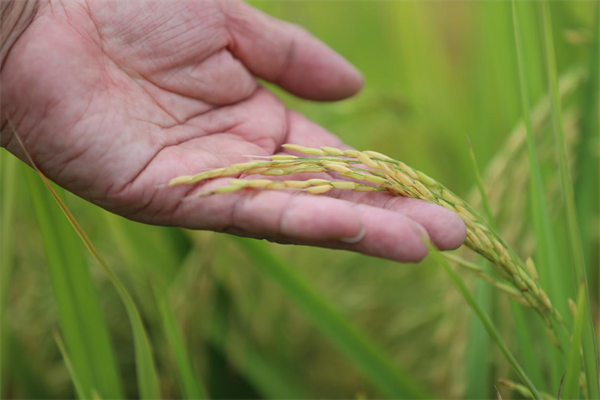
[0,0,466,262]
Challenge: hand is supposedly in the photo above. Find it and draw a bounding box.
[1,0,465,262]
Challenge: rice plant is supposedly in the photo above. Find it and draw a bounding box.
[1,1,598,399]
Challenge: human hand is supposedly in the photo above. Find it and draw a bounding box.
[1,0,465,262]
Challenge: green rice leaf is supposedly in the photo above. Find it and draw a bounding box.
[467,121,545,390]
[428,242,543,400]
[24,169,125,399]
[463,276,493,399]
[464,139,495,398]
[155,287,207,399]
[53,331,88,399]
[574,1,600,264]
[233,237,430,399]
[508,304,546,389]
[466,135,546,391]
[0,151,19,398]
[511,0,569,388]
[111,279,161,399]
[11,122,160,399]
[512,0,568,326]
[466,137,495,230]
[105,213,206,399]
[539,3,600,397]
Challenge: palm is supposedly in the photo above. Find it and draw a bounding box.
[1,0,465,262]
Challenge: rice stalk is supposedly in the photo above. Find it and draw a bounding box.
[443,254,530,308]
[540,1,599,396]
[497,380,555,400]
[512,0,569,387]
[463,136,497,398]
[466,66,582,220]
[427,242,542,399]
[8,119,161,399]
[168,144,564,340]
[52,331,87,399]
[467,66,583,251]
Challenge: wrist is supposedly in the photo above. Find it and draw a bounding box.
[1,0,38,71]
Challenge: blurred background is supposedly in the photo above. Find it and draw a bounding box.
[1,1,598,399]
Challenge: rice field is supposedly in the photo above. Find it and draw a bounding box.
[1,1,598,399]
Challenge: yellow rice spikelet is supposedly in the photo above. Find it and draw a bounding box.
[284,180,311,189]
[307,185,333,194]
[281,144,306,153]
[321,146,345,156]
[357,152,380,169]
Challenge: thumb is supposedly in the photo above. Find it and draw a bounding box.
[221,1,363,101]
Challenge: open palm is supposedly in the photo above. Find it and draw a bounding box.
[1,0,465,262]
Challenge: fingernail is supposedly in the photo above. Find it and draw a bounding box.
[340,226,366,244]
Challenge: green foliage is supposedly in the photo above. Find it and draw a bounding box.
[0,152,18,398]
[428,244,542,400]
[512,0,569,389]
[155,288,207,399]
[463,141,495,399]
[2,2,598,399]
[24,168,124,399]
[52,332,87,399]
[16,139,160,398]
[540,2,600,397]
[233,237,430,399]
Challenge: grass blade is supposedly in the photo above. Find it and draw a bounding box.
[155,287,206,399]
[466,137,495,230]
[539,3,600,397]
[0,151,19,398]
[10,121,161,399]
[428,242,542,400]
[498,380,555,400]
[0,151,18,310]
[463,278,493,399]
[24,169,125,399]
[562,282,586,399]
[233,237,430,399]
[514,0,572,318]
[511,0,570,388]
[512,0,569,326]
[508,304,546,389]
[53,331,88,399]
[464,139,495,398]
[121,289,161,399]
[467,137,546,389]
[574,1,600,265]
[105,213,207,399]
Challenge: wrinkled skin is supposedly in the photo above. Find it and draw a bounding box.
[1,0,465,262]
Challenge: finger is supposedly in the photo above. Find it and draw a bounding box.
[282,110,348,149]
[172,185,430,263]
[221,1,363,101]
[335,191,466,250]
